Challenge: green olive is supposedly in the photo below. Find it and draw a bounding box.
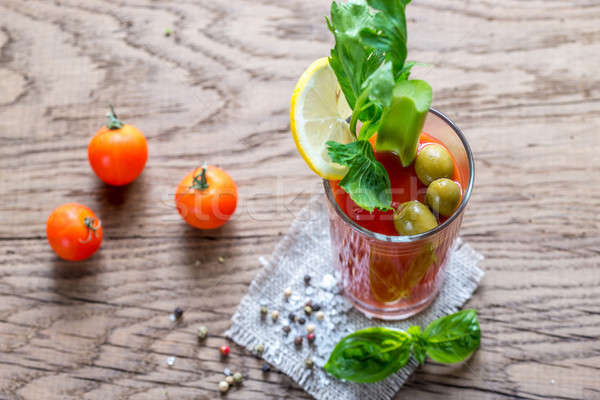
[414,144,454,186]
[393,200,438,236]
[426,178,461,217]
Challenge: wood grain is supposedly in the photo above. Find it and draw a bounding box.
[1,0,599,399]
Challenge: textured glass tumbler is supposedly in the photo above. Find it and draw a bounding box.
[324,108,474,320]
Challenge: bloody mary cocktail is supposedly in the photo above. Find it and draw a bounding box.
[289,1,474,319]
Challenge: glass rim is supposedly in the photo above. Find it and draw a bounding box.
[323,107,474,243]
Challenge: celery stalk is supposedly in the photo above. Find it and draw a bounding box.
[375,80,432,166]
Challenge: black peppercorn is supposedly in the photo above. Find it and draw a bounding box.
[282,325,291,334]
[312,304,321,311]
[262,363,271,373]
[288,312,296,322]
[174,307,183,320]
[298,317,306,325]
[303,274,311,285]
[294,336,303,346]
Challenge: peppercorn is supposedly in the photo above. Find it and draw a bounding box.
[304,274,311,285]
[306,324,315,334]
[218,380,229,393]
[307,333,316,343]
[316,311,325,321]
[225,375,234,385]
[305,300,313,308]
[219,345,230,356]
[260,306,268,317]
[283,287,292,299]
[294,336,303,346]
[218,256,225,263]
[282,325,291,334]
[288,312,296,322]
[254,343,265,356]
[271,310,279,322]
[233,372,243,384]
[262,362,271,373]
[312,304,321,311]
[197,326,208,340]
[298,317,305,325]
[305,357,314,369]
[304,306,312,316]
[173,307,184,320]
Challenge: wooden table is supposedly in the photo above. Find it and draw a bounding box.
[1,1,599,399]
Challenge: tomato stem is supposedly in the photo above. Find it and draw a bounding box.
[106,104,124,130]
[190,166,209,191]
[79,217,101,244]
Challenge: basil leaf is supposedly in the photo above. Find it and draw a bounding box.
[375,79,432,166]
[326,140,392,212]
[423,309,481,364]
[324,327,411,383]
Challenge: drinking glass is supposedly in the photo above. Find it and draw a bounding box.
[324,108,474,320]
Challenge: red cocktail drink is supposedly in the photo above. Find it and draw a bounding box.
[324,109,473,319]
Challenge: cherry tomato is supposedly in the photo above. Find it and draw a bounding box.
[88,105,148,186]
[175,165,237,229]
[46,203,103,261]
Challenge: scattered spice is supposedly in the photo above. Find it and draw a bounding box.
[298,317,306,325]
[254,343,265,356]
[305,357,314,369]
[306,324,315,334]
[173,307,184,320]
[225,375,234,385]
[288,312,296,322]
[218,256,225,263]
[294,336,303,346]
[282,325,291,334]
[165,28,172,37]
[283,287,292,299]
[316,311,325,321]
[312,304,321,311]
[304,274,311,285]
[271,310,279,322]
[262,362,271,372]
[197,326,208,340]
[304,306,313,316]
[233,372,243,384]
[307,333,316,343]
[219,345,230,356]
[218,380,230,393]
[305,300,313,308]
[260,306,268,317]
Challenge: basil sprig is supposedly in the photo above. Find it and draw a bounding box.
[324,309,481,383]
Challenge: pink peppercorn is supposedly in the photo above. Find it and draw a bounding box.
[219,345,230,356]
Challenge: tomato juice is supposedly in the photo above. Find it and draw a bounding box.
[325,128,470,319]
[330,132,465,236]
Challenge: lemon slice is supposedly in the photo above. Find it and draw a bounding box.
[290,57,353,180]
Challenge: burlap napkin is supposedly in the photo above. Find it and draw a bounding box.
[226,196,484,400]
